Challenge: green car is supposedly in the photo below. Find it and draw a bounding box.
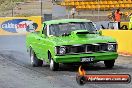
[26,19,118,71]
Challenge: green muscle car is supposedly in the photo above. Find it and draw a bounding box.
[26,19,118,71]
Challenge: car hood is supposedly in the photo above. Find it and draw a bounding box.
[49,30,116,46]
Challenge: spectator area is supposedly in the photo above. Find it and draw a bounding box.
[60,0,132,10]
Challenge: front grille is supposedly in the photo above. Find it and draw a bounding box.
[86,43,108,53]
[70,46,86,53]
[56,43,117,55]
[65,43,116,54]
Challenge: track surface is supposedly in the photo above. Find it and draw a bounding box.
[0,35,132,88]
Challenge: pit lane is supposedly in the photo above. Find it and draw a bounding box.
[0,35,131,88]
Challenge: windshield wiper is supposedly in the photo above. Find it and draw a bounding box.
[61,33,71,36]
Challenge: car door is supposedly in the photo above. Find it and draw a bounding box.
[35,23,49,61]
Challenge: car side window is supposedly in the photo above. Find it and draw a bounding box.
[42,23,47,36]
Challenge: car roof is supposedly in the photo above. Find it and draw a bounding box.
[43,19,91,25]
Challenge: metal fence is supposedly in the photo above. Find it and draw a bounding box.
[0,0,130,22]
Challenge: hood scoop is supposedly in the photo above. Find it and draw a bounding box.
[72,30,89,34]
[71,30,89,36]
[70,30,97,38]
[76,31,89,34]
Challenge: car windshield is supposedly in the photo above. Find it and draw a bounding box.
[49,22,97,36]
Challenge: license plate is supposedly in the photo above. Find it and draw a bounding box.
[81,57,94,62]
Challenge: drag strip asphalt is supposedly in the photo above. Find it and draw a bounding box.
[0,35,132,88]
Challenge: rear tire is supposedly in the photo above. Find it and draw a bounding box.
[104,60,115,69]
[49,53,59,71]
[30,48,43,67]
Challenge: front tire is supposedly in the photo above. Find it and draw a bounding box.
[30,48,43,67]
[104,60,115,69]
[49,53,59,71]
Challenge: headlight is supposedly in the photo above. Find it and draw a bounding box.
[59,47,66,54]
[55,46,66,55]
[108,44,114,51]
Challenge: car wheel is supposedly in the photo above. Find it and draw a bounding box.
[104,60,115,69]
[49,53,59,71]
[30,48,43,67]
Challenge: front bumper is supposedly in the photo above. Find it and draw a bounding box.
[53,52,118,63]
